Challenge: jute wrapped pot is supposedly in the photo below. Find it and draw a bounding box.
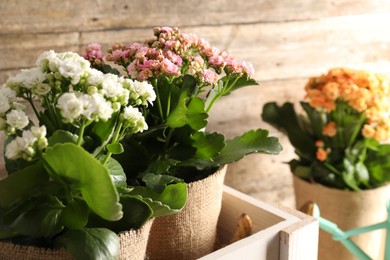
[0,219,154,260]
[147,166,227,259]
[293,175,390,260]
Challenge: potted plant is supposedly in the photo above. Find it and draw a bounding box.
[0,50,187,260]
[83,26,283,259]
[262,68,390,260]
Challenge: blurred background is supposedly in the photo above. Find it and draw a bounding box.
[1,0,390,208]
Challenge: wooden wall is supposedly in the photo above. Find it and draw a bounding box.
[1,0,390,205]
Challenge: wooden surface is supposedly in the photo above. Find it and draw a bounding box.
[1,1,390,207]
[200,186,318,259]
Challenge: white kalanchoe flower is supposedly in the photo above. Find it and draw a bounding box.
[36,50,58,72]
[57,92,83,123]
[124,79,156,106]
[56,52,90,85]
[0,85,17,103]
[7,68,47,92]
[101,73,124,101]
[32,83,51,96]
[93,93,114,121]
[87,68,104,86]
[6,109,29,131]
[5,126,48,161]
[5,136,27,160]
[0,94,10,115]
[79,94,99,121]
[122,106,148,133]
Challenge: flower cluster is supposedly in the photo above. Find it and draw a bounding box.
[305,68,390,145]
[304,68,390,160]
[1,50,155,161]
[85,27,254,84]
[262,68,390,190]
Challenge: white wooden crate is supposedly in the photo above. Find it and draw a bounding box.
[200,186,318,260]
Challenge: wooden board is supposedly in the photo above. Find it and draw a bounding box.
[200,186,318,259]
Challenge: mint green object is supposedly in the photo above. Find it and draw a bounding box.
[312,201,390,260]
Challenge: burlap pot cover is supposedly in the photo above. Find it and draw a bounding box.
[146,166,227,260]
[293,175,390,260]
[0,219,154,260]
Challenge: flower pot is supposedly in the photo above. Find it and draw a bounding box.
[0,219,154,260]
[146,166,227,260]
[293,175,390,260]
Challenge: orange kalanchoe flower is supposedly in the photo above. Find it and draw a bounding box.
[305,68,390,142]
[322,121,337,137]
[316,148,328,161]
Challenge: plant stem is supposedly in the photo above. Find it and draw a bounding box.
[102,122,123,165]
[76,123,87,146]
[153,78,164,121]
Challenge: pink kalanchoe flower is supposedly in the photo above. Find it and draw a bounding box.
[83,43,104,66]
[160,59,180,76]
[203,69,218,84]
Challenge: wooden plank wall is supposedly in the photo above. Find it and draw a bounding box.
[1,0,390,205]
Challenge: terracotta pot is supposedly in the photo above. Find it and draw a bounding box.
[0,219,154,260]
[146,166,227,260]
[293,175,390,260]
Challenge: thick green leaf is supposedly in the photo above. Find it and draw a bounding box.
[47,130,78,146]
[61,200,89,229]
[222,74,259,96]
[301,102,326,138]
[87,114,117,156]
[56,228,119,260]
[214,129,283,165]
[106,143,124,154]
[142,173,183,193]
[129,183,187,217]
[366,144,390,185]
[87,195,152,232]
[187,97,208,131]
[118,195,153,229]
[192,132,225,160]
[42,143,122,221]
[4,195,64,238]
[105,157,127,189]
[0,162,49,208]
[262,102,316,161]
[166,90,189,128]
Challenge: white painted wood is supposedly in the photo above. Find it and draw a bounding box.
[200,186,318,259]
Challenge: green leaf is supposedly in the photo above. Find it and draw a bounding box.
[214,129,283,165]
[61,200,89,229]
[0,162,49,208]
[87,195,152,232]
[129,183,187,217]
[106,143,124,154]
[187,97,208,131]
[42,143,122,221]
[192,132,225,160]
[117,195,153,229]
[4,195,64,238]
[86,114,117,156]
[262,102,316,161]
[166,90,189,128]
[142,173,182,193]
[366,144,390,185]
[47,130,78,146]
[56,228,119,260]
[301,102,326,138]
[105,157,127,189]
[222,74,259,96]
